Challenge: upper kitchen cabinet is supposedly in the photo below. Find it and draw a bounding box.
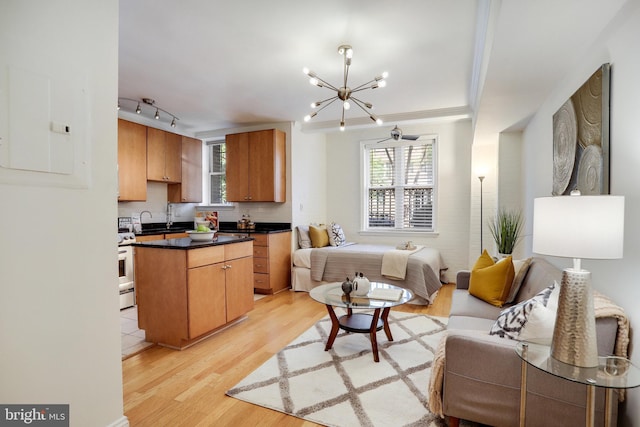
[225,129,286,202]
[168,136,203,203]
[147,127,182,183]
[118,119,147,201]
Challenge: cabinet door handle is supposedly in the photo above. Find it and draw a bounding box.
[226,264,232,269]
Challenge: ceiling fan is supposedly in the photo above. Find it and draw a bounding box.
[376,125,420,143]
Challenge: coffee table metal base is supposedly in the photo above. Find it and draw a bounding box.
[324,306,393,362]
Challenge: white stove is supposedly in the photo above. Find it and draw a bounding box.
[118,225,137,309]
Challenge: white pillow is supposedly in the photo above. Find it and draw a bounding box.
[518,301,557,344]
[297,225,312,249]
[489,281,559,340]
[328,222,346,246]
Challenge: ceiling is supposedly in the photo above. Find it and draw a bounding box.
[118,0,629,140]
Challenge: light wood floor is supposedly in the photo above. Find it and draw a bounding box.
[122,283,455,426]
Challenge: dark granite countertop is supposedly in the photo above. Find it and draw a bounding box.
[131,235,253,249]
[217,221,291,235]
[134,221,193,236]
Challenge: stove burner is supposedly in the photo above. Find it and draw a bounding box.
[118,232,136,246]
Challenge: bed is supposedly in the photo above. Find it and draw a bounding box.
[292,243,446,305]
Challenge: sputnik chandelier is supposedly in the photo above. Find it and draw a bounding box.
[303,45,388,131]
[118,97,179,128]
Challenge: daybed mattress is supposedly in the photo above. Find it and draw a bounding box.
[292,244,445,304]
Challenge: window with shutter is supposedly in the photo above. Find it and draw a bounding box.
[362,136,437,231]
[206,140,229,205]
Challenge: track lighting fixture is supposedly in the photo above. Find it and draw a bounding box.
[303,44,387,131]
[118,97,179,128]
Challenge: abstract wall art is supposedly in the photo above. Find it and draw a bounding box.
[552,63,611,195]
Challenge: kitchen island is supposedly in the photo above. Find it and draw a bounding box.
[132,235,255,349]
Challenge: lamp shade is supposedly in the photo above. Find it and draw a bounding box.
[532,195,624,259]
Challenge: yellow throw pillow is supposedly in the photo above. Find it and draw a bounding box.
[473,249,495,270]
[469,252,515,307]
[309,225,330,248]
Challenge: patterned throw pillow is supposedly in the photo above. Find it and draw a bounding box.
[328,222,346,246]
[489,282,558,340]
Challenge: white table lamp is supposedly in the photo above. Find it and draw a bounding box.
[532,193,624,367]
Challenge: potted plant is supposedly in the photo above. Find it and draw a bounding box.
[488,208,524,256]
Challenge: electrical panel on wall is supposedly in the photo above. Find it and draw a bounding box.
[0,65,90,189]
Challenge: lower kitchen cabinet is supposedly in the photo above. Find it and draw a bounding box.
[252,231,291,294]
[134,240,253,349]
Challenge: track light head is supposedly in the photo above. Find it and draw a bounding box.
[118,97,179,128]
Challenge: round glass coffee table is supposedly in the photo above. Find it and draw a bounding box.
[309,282,413,362]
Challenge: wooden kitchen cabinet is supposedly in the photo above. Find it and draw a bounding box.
[168,136,203,203]
[117,119,147,201]
[252,231,291,294]
[225,129,286,202]
[135,240,254,349]
[147,127,182,183]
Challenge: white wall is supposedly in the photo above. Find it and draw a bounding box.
[521,2,640,424]
[323,120,473,281]
[0,1,126,426]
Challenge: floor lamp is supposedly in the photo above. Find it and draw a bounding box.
[532,193,624,367]
[478,176,485,254]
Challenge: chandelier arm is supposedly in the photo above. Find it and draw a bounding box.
[312,95,339,108]
[312,75,340,92]
[351,80,379,92]
[343,61,350,89]
[309,96,340,116]
[350,97,372,111]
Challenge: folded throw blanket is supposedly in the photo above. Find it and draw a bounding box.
[427,290,631,418]
[381,245,424,280]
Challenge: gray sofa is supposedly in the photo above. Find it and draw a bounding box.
[442,257,622,427]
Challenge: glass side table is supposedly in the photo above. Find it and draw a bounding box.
[515,341,640,427]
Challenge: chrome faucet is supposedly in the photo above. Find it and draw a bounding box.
[140,210,152,222]
[166,202,173,229]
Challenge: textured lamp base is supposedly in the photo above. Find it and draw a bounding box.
[551,269,599,368]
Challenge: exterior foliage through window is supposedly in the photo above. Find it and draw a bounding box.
[207,141,228,204]
[362,136,436,231]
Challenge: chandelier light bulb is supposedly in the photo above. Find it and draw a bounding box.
[343,101,350,110]
[378,80,387,88]
[154,109,160,120]
[376,118,383,125]
[340,121,345,131]
[303,67,310,75]
[309,77,319,86]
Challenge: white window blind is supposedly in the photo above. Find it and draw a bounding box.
[363,137,436,231]
[206,140,228,204]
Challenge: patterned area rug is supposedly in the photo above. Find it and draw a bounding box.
[227,310,451,427]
